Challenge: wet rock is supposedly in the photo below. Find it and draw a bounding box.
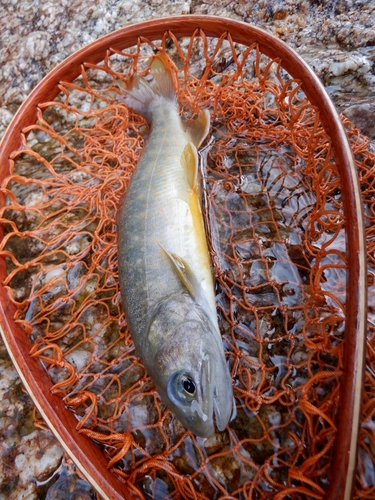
[45,468,95,500]
[343,102,375,139]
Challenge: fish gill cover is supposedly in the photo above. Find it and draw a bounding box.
[0,29,372,498]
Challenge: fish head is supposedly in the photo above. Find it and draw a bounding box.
[146,295,233,438]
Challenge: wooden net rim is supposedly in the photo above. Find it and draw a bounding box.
[0,15,367,500]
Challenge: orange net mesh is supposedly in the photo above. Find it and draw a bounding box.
[0,30,369,498]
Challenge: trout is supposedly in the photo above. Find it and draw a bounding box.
[117,55,233,437]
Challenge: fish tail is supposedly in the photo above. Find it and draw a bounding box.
[123,54,177,120]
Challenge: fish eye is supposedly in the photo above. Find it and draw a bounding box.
[181,375,196,397]
[167,371,198,405]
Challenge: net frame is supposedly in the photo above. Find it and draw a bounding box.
[0,16,366,500]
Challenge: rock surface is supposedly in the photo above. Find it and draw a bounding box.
[0,0,374,497]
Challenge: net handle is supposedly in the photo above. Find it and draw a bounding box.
[0,15,366,500]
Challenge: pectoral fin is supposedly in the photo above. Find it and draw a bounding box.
[159,243,198,299]
[180,142,198,190]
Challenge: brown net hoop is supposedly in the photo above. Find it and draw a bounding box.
[0,24,369,499]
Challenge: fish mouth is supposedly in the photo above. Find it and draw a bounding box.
[200,355,228,432]
[211,357,233,433]
[213,388,227,432]
[200,348,233,434]
[198,353,215,434]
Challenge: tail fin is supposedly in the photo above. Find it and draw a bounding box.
[123,54,176,120]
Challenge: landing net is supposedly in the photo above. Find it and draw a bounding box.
[0,30,371,498]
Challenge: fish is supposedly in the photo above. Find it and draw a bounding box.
[116,54,233,438]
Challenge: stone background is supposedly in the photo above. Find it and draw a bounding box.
[0,1,374,498]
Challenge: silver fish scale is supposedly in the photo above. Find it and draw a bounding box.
[117,103,194,349]
[118,89,233,437]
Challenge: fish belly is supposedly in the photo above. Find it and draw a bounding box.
[117,105,216,352]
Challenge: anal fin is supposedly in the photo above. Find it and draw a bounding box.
[186,109,210,148]
[180,142,198,190]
